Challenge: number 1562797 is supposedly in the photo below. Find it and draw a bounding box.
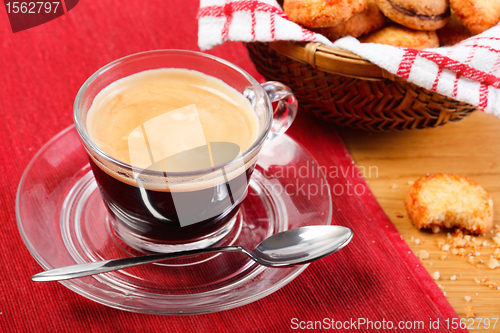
[5,2,60,14]
[446,318,498,330]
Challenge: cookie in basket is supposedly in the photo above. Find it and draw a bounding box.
[360,24,439,49]
[312,0,386,39]
[450,0,500,35]
[437,11,473,46]
[405,174,493,235]
[283,0,368,28]
[375,0,450,30]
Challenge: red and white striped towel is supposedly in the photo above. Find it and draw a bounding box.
[198,0,500,117]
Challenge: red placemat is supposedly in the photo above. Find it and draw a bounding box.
[0,1,466,332]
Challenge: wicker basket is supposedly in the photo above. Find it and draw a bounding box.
[245,41,478,131]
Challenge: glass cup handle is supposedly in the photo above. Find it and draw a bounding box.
[262,81,298,141]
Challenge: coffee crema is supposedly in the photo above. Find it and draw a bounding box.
[87,68,259,173]
[84,68,260,239]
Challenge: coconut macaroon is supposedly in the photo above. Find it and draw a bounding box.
[450,0,500,35]
[405,174,493,235]
[360,24,439,49]
[283,0,368,28]
[313,0,386,40]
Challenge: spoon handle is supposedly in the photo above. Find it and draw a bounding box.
[31,246,243,282]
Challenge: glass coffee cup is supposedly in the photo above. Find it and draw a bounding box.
[74,50,297,253]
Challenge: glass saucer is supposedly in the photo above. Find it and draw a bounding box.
[16,125,332,315]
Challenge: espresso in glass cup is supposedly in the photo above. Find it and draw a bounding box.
[74,50,297,253]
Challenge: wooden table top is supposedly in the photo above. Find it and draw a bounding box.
[338,111,500,332]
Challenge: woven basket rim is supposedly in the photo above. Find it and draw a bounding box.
[245,41,478,130]
[267,41,395,81]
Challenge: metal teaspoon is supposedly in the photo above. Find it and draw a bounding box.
[31,225,353,282]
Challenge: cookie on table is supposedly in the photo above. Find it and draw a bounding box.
[283,0,368,28]
[450,0,500,35]
[314,0,386,40]
[437,11,473,46]
[359,24,439,49]
[405,174,493,235]
[375,0,450,30]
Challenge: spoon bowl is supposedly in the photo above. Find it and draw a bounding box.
[249,225,352,266]
[31,225,353,282]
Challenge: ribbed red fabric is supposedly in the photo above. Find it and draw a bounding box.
[0,1,466,332]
